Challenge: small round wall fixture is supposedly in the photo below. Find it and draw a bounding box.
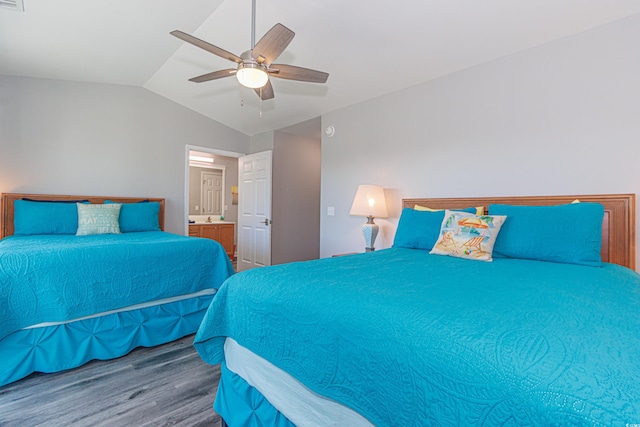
[325,126,335,137]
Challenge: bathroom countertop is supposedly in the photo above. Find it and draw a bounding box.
[188,215,235,225]
[190,220,235,225]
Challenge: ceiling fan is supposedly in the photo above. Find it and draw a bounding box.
[170,0,329,101]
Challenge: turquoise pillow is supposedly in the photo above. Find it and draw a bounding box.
[393,207,477,251]
[13,200,81,235]
[76,203,122,236]
[105,200,160,232]
[489,203,604,267]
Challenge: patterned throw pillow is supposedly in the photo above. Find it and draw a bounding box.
[430,210,506,262]
[76,203,122,236]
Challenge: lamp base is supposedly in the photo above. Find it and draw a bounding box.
[361,217,379,253]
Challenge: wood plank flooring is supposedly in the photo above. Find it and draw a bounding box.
[0,335,223,427]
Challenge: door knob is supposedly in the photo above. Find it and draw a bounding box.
[261,219,272,225]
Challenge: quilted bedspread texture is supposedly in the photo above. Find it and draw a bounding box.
[0,231,234,340]
[195,248,640,427]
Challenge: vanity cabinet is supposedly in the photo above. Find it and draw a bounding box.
[189,223,235,260]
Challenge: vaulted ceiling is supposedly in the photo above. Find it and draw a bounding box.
[2,0,639,136]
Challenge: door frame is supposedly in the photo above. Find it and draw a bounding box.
[184,145,245,236]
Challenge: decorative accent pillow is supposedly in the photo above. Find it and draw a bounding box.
[13,199,87,235]
[393,207,478,251]
[105,200,160,232]
[76,203,122,236]
[488,202,604,267]
[414,204,485,215]
[430,210,506,262]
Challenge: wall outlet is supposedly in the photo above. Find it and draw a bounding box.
[195,205,199,211]
[327,207,335,216]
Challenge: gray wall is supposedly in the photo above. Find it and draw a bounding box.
[320,14,640,268]
[271,131,321,264]
[250,130,274,153]
[0,75,250,234]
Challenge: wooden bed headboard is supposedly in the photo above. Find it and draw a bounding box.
[1,193,166,239]
[403,194,635,270]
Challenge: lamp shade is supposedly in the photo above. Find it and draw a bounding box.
[349,185,388,218]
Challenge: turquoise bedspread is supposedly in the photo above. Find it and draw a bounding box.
[195,248,640,426]
[0,231,233,341]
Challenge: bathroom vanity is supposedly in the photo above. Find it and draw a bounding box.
[189,221,235,260]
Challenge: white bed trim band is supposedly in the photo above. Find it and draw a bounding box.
[23,289,217,330]
[224,337,374,427]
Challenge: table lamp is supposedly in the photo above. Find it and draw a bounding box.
[349,185,388,252]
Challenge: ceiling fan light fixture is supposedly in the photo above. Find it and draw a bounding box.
[236,63,269,89]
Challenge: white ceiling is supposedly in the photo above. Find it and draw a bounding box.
[2,1,640,136]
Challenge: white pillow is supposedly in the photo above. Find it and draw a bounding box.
[76,203,122,236]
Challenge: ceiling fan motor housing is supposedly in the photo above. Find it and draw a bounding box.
[236,51,269,88]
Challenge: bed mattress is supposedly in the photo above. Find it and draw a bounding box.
[195,248,640,426]
[0,230,234,386]
[0,231,233,340]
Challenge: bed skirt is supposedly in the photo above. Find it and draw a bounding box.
[215,362,296,427]
[0,293,215,387]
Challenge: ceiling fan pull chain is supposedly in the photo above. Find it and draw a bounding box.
[259,87,263,117]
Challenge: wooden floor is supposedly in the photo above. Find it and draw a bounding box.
[0,335,223,427]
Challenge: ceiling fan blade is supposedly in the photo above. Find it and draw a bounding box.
[252,23,295,65]
[189,69,237,83]
[170,30,242,64]
[254,79,275,100]
[268,64,329,83]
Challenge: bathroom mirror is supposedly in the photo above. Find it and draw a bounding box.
[187,149,239,224]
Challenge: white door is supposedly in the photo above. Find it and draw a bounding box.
[201,171,223,215]
[237,150,272,271]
